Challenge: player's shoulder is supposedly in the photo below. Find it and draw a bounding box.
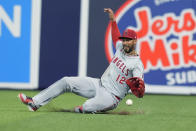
[132,56,143,64]
[126,55,141,61]
[127,56,143,66]
[125,55,141,66]
[136,58,143,66]
[134,58,144,70]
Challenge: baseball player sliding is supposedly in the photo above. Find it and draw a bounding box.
[18,8,145,113]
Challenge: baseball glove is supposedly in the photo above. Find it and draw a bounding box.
[126,77,145,98]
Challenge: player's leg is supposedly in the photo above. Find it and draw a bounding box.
[63,76,99,98]
[76,87,119,113]
[18,77,71,111]
[30,77,98,109]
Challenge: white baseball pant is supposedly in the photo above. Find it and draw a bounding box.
[32,77,119,113]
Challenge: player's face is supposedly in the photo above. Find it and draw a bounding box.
[122,38,137,53]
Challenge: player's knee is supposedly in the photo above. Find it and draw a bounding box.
[61,77,68,83]
[60,77,71,92]
[82,101,100,113]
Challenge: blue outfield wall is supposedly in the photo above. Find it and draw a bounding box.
[0,0,80,89]
[0,0,31,83]
[0,0,41,89]
[0,0,196,94]
[38,0,80,89]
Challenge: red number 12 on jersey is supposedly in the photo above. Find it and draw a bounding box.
[116,74,126,84]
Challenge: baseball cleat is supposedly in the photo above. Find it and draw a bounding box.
[74,106,83,113]
[18,93,38,111]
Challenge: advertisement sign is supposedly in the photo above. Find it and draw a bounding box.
[0,0,41,89]
[105,0,196,94]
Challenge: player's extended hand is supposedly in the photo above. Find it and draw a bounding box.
[104,8,116,21]
[126,77,145,98]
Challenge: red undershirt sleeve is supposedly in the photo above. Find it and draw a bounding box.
[111,21,121,48]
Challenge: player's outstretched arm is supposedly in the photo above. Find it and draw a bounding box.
[104,8,121,48]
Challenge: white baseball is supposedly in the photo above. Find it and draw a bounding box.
[126,99,133,106]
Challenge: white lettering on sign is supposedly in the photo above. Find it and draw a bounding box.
[0,5,21,37]
[166,70,196,85]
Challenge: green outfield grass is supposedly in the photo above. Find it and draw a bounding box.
[0,90,196,131]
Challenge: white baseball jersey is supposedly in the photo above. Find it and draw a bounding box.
[101,41,144,99]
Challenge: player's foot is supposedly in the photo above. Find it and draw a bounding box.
[74,106,83,113]
[18,93,38,111]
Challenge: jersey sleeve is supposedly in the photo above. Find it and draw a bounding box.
[111,21,121,48]
[132,60,144,79]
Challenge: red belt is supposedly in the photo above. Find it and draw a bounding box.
[115,96,121,101]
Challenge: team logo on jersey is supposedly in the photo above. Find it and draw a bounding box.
[105,0,196,87]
